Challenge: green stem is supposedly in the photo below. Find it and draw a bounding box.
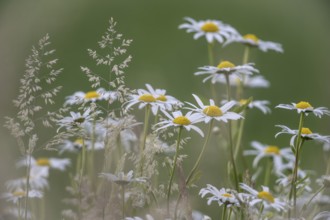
[289,113,305,217]
[221,205,227,220]
[24,154,32,220]
[186,120,213,186]
[227,207,232,220]
[263,158,272,186]
[140,104,151,175]
[225,74,232,101]
[234,111,246,161]
[167,127,183,217]
[207,43,218,101]
[303,185,325,211]
[122,186,126,219]
[228,120,239,191]
[242,46,250,64]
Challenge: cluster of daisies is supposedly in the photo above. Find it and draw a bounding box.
[3,17,330,220]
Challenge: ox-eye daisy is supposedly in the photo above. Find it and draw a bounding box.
[199,184,239,207]
[124,87,164,115]
[186,94,242,123]
[143,84,183,111]
[57,108,94,131]
[65,88,117,105]
[215,74,270,88]
[99,170,146,186]
[276,101,330,118]
[244,141,294,172]
[240,183,287,212]
[17,156,70,172]
[179,17,239,44]
[275,125,330,146]
[224,99,271,114]
[194,61,259,84]
[155,110,204,137]
[1,189,43,204]
[224,33,283,53]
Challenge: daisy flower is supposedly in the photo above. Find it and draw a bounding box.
[275,125,330,146]
[214,74,270,88]
[6,167,49,190]
[99,170,147,186]
[225,99,271,114]
[17,156,70,172]
[143,84,183,111]
[155,110,204,137]
[124,87,164,115]
[224,33,283,53]
[185,94,242,123]
[244,141,294,172]
[276,101,330,118]
[239,183,287,212]
[1,189,43,204]
[64,88,118,105]
[57,108,93,131]
[178,17,239,44]
[199,184,240,207]
[194,60,259,84]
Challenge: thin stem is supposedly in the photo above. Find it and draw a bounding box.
[227,207,232,220]
[234,111,246,161]
[140,104,151,175]
[288,113,305,217]
[242,46,250,64]
[228,120,239,191]
[225,74,232,101]
[167,127,183,217]
[186,120,214,186]
[24,154,32,220]
[263,158,272,186]
[18,198,22,220]
[303,185,325,211]
[221,205,227,220]
[122,186,126,219]
[207,43,218,101]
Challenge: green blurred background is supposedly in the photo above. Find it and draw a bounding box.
[1,0,330,218]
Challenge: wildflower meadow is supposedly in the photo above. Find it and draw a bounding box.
[1,1,330,220]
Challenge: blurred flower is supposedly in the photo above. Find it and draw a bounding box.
[17,156,70,172]
[276,101,330,118]
[244,141,294,172]
[228,99,271,114]
[214,74,270,88]
[185,94,242,123]
[316,175,330,188]
[199,184,240,207]
[65,88,118,105]
[1,189,43,204]
[224,33,283,53]
[239,183,287,212]
[155,110,204,137]
[194,61,258,84]
[178,17,239,44]
[275,125,330,146]
[57,108,93,131]
[99,170,147,186]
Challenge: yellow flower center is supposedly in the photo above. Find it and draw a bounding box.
[243,34,259,43]
[201,22,219,33]
[138,94,156,102]
[203,106,223,117]
[84,91,100,100]
[239,99,248,105]
[12,190,26,197]
[264,145,280,155]
[74,138,84,145]
[173,116,191,126]
[301,127,312,135]
[156,95,167,102]
[217,61,235,69]
[221,193,233,198]
[258,191,275,203]
[295,101,313,109]
[36,158,50,166]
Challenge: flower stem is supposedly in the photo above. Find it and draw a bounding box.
[225,74,232,101]
[24,154,32,220]
[167,127,183,216]
[264,158,273,186]
[140,104,151,175]
[221,205,227,220]
[234,111,246,161]
[186,120,213,186]
[122,186,126,219]
[242,46,250,64]
[207,43,217,102]
[289,112,305,217]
